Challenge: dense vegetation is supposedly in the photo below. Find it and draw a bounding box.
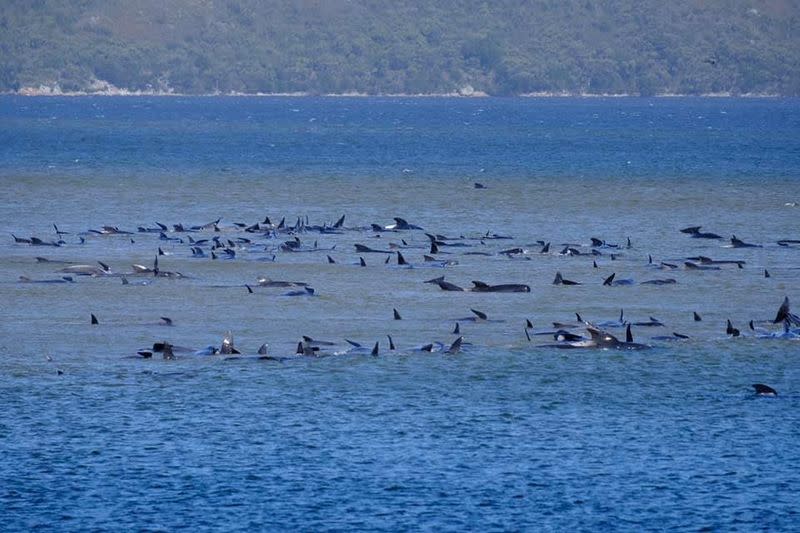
[1,0,798,95]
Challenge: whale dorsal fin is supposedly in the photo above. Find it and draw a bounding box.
[753,384,777,395]
[446,336,463,354]
[471,308,487,320]
[162,342,174,360]
[586,325,602,341]
[774,296,791,324]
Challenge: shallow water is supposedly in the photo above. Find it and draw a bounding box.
[1,96,799,531]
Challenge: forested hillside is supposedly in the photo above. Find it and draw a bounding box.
[1,0,798,95]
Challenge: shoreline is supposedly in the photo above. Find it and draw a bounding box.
[3,87,787,99]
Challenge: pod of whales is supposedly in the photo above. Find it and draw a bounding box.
[11,214,800,362]
[540,323,650,350]
[127,293,797,359]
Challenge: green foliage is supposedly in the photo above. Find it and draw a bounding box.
[1,0,798,95]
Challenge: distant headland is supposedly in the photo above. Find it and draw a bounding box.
[2,1,798,97]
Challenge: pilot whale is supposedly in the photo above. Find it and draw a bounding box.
[424,276,465,291]
[469,281,531,293]
[729,235,761,248]
[59,262,112,276]
[553,272,581,285]
[383,217,423,230]
[354,244,393,254]
[680,226,722,239]
[753,384,777,396]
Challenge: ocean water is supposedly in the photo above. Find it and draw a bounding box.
[1,96,799,531]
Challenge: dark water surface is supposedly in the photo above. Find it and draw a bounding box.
[1,96,799,531]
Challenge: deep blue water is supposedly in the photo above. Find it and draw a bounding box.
[2,96,799,181]
[1,96,799,531]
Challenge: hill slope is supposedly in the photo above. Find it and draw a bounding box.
[2,0,799,95]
